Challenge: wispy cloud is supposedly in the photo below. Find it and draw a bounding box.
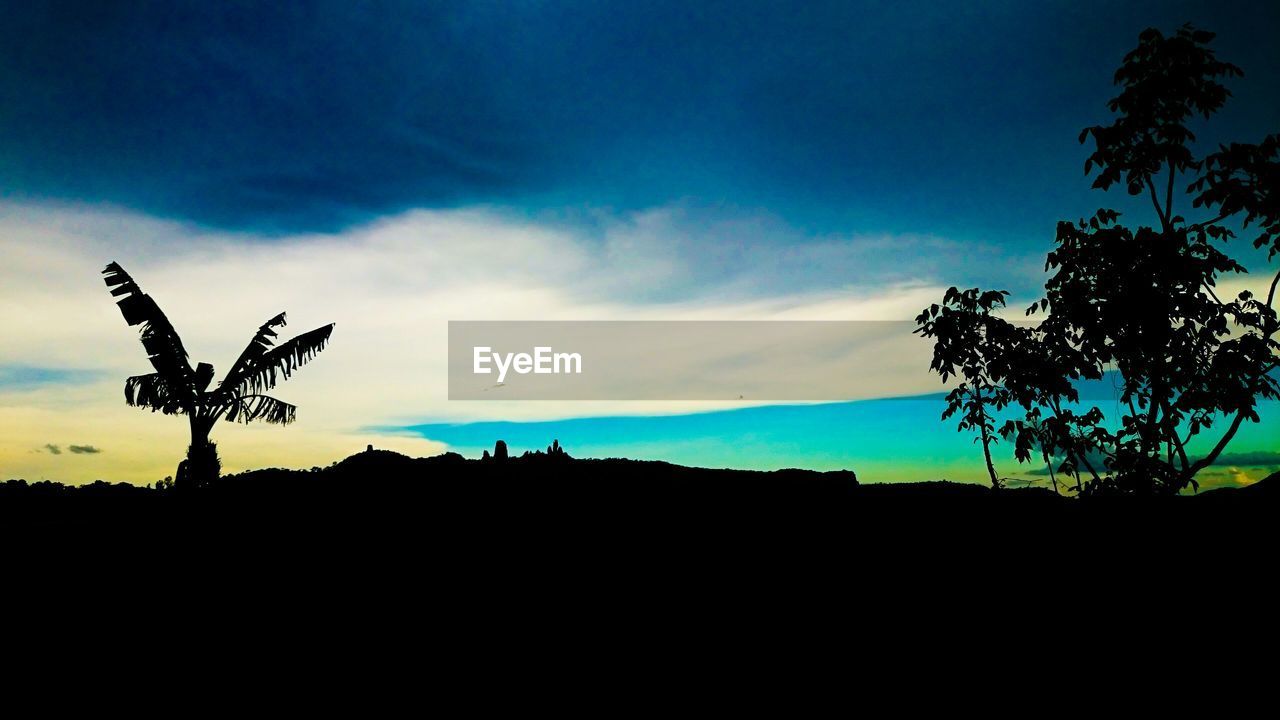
[37,442,103,456]
[0,365,100,390]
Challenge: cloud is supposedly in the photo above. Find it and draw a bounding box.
[7,199,1280,486]
[1025,448,1110,476]
[36,442,102,455]
[1210,451,1280,467]
[579,204,1037,304]
[0,4,533,231]
[0,200,959,483]
[1193,465,1278,491]
[1025,450,1280,480]
[4,2,1275,244]
[0,365,100,390]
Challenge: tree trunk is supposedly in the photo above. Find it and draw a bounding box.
[1041,445,1059,496]
[176,414,220,491]
[981,425,1000,489]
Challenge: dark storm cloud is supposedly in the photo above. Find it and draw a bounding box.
[1,1,1277,236]
[43,444,61,455]
[1,2,532,230]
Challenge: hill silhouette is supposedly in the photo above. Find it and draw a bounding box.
[4,441,1276,552]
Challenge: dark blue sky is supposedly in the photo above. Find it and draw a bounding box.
[2,0,1277,243]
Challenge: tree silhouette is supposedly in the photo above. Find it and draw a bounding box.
[915,288,1021,488]
[102,262,334,489]
[919,25,1279,494]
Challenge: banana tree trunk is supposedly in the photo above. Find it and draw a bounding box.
[177,414,220,490]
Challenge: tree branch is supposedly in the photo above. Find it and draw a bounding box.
[1147,177,1170,231]
[1161,400,1191,472]
[1046,398,1102,484]
[1185,411,1246,477]
[1187,211,1232,232]
[1077,445,1104,483]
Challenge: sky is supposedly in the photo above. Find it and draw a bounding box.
[1,1,1277,486]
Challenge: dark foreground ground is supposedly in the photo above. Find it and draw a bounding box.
[6,446,1277,636]
[8,449,1271,692]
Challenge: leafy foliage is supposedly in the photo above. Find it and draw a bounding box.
[124,372,184,415]
[1079,25,1240,202]
[221,323,334,398]
[919,25,1280,495]
[102,262,196,402]
[1191,134,1280,258]
[104,263,334,488]
[915,288,1020,488]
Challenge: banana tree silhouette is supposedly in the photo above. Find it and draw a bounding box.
[103,262,334,489]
